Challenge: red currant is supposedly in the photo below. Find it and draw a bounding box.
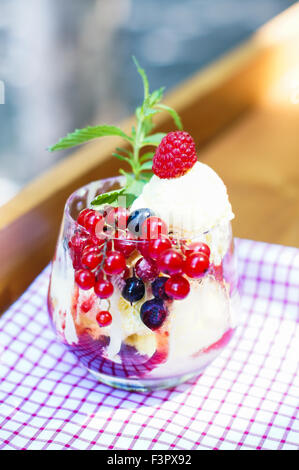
[183,241,210,258]
[183,252,210,278]
[213,264,223,282]
[68,232,88,253]
[84,210,105,235]
[137,240,151,259]
[83,245,101,254]
[77,208,93,227]
[72,256,82,270]
[165,275,190,300]
[114,231,136,258]
[135,257,159,282]
[86,234,106,248]
[81,298,94,313]
[106,207,129,231]
[140,216,168,240]
[169,236,180,249]
[122,267,131,279]
[96,311,112,327]
[81,247,103,270]
[95,269,104,282]
[69,234,89,269]
[148,236,172,260]
[94,223,113,241]
[103,250,126,275]
[94,279,114,299]
[75,269,95,290]
[102,205,113,218]
[99,238,113,252]
[157,249,184,275]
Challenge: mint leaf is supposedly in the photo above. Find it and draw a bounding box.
[49,125,132,152]
[142,132,166,147]
[140,151,155,163]
[140,160,152,171]
[149,87,165,106]
[116,147,133,157]
[91,188,125,207]
[112,153,132,164]
[91,173,151,209]
[141,172,153,182]
[142,118,155,136]
[143,108,161,118]
[155,104,183,130]
[132,56,149,99]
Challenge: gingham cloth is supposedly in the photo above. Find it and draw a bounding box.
[0,238,298,450]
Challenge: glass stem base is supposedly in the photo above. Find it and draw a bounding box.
[87,369,201,392]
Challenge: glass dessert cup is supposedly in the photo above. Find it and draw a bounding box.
[48,177,240,392]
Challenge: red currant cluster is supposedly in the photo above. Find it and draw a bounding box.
[149,238,210,300]
[69,206,211,329]
[70,207,130,291]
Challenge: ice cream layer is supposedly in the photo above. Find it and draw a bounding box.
[131,161,234,237]
[167,276,230,359]
[147,276,236,379]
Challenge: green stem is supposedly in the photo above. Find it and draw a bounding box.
[132,113,145,179]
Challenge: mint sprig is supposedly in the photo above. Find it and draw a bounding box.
[90,188,125,207]
[48,125,133,152]
[49,57,183,207]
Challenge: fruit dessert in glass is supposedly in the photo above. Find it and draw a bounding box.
[48,60,239,391]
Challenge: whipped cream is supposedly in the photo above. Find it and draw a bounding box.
[131,161,234,237]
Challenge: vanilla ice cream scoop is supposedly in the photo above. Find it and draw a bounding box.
[131,161,234,237]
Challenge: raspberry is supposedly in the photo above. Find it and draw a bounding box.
[152,131,197,179]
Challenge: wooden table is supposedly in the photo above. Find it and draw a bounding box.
[1,4,299,312]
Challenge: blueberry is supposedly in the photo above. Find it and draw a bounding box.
[127,208,155,236]
[122,277,145,303]
[151,277,170,300]
[140,299,167,330]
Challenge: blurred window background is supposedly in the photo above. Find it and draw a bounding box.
[0,0,296,205]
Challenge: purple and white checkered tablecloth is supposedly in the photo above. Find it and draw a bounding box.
[0,238,298,450]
